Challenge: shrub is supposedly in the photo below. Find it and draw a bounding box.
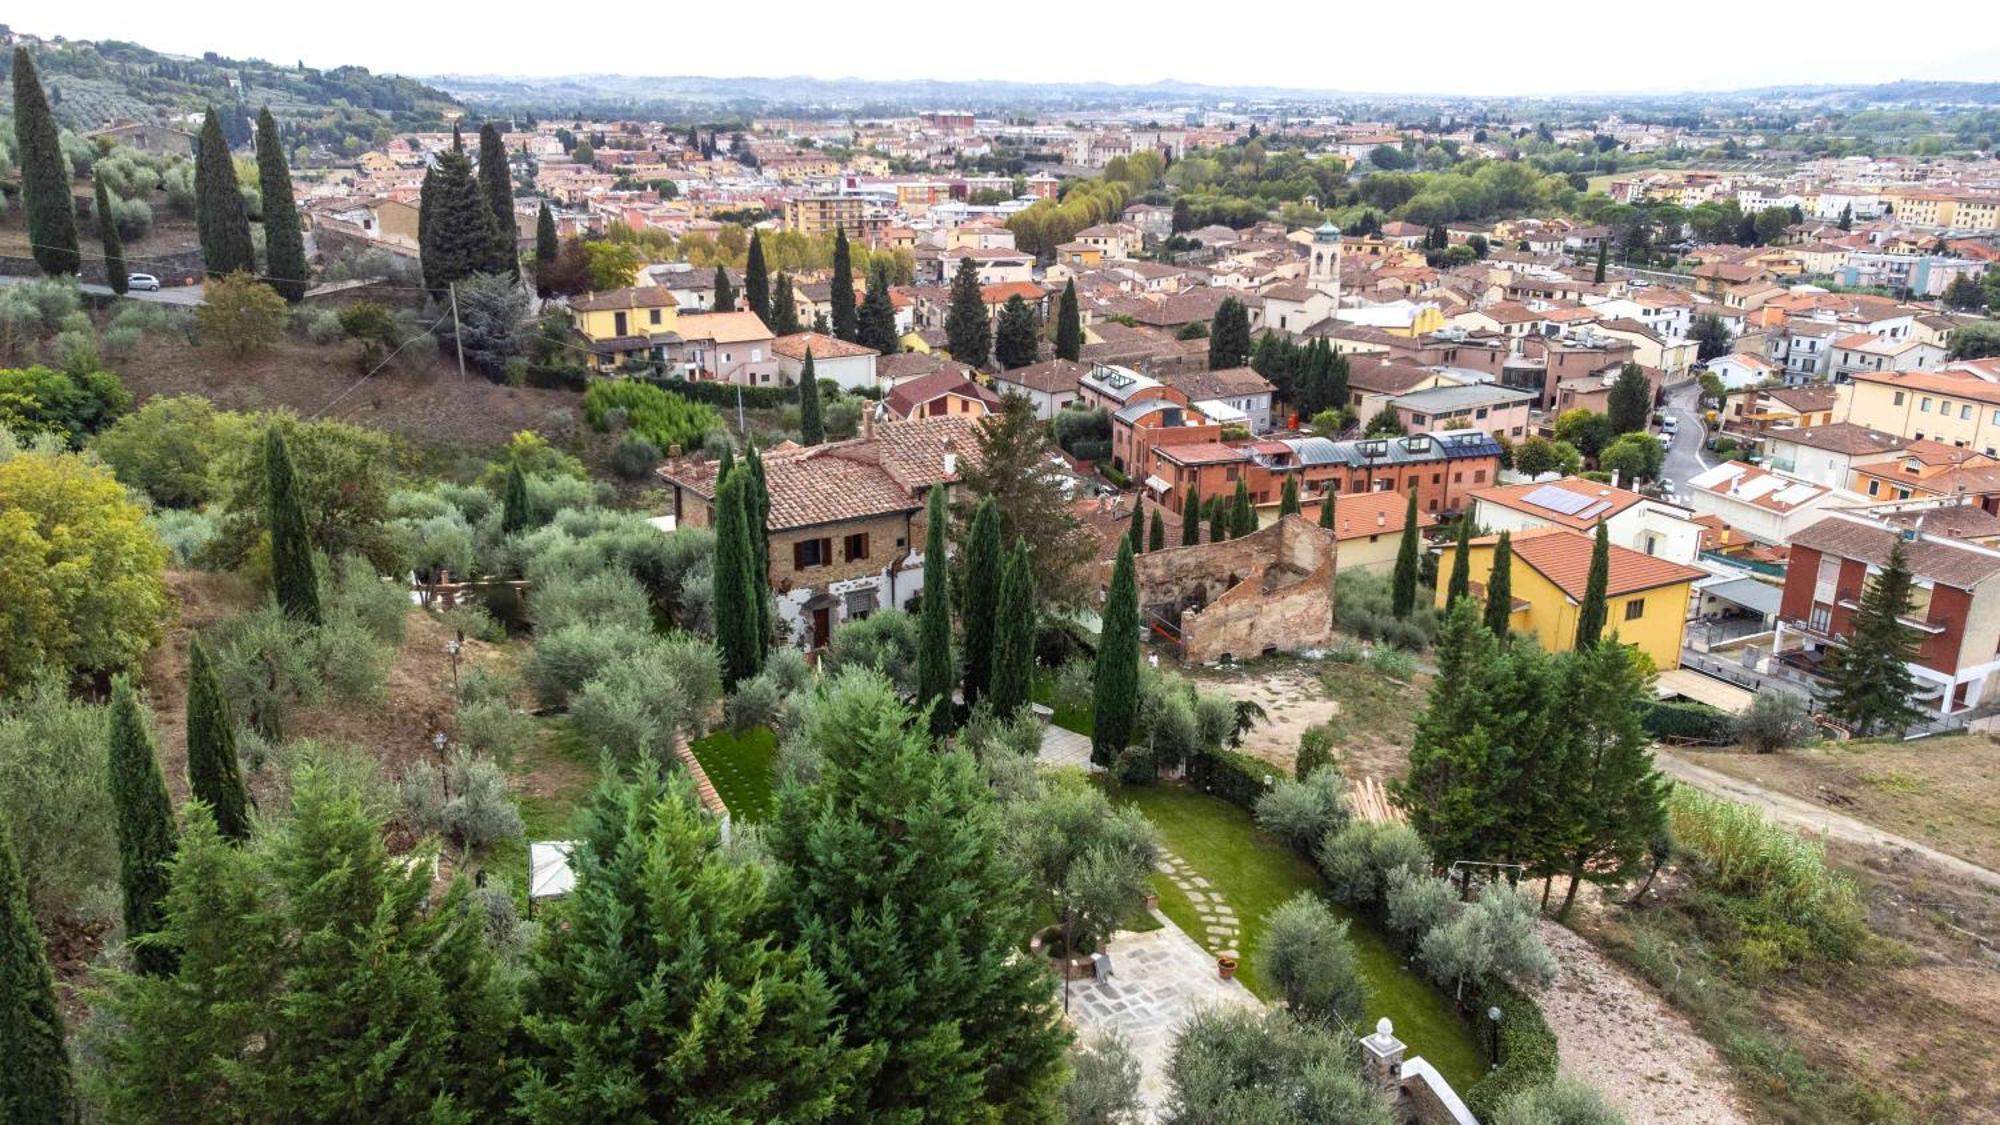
[1060,1032,1142,1125]
[402,753,524,851]
[322,553,408,647]
[195,273,289,358]
[1491,1077,1624,1125]
[725,674,784,733]
[1668,786,1866,962]
[1335,569,1436,649]
[1642,699,1736,744]
[0,680,117,925]
[1052,659,1093,715]
[1417,883,1556,996]
[1383,867,1459,944]
[1253,892,1366,1027]
[1316,820,1428,912]
[825,607,920,694]
[532,569,655,636]
[523,623,654,710]
[298,307,345,345]
[760,646,814,699]
[209,605,323,738]
[51,329,98,376]
[439,602,507,644]
[455,697,535,763]
[1735,691,1816,754]
[1295,723,1334,780]
[570,644,712,764]
[1254,768,1349,853]
[1183,746,1270,811]
[1463,980,1560,1122]
[1367,646,1417,681]
[1164,1007,1393,1125]
[100,324,142,360]
[90,394,233,508]
[581,380,722,454]
[609,431,663,480]
[148,508,223,568]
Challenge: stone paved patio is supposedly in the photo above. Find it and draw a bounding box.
[1037,725,1097,770]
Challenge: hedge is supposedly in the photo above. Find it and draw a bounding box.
[647,375,798,410]
[1463,978,1559,1120]
[581,380,723,454]
[1184,747,1271,812]
[1642,699,1736,745]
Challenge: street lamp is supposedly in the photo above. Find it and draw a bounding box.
[1487,1006,1503,1069]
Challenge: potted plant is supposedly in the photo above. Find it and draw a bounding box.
[1217,955,1238,980]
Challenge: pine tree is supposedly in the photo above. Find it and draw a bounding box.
[744,231,770,323]
[1822,539,1925,736]
[769,271,801,335]
[97,176,130,295]
[1483,531,1514,638]
[195,107,256,278]
[945,255,991,366]
[185,637,250,842]
[418,147,499,298]
[264,428,322,626]
[12,48,81,276]
[1278,474,1301,517]
[1319,486,1336,530]
[1208,296,1251,370]
[1230,477,1256,538]
[256,108,307,300]
[1183,486,1202,545]
[1149,509,1166,552]
[500,461,531,536]
[108,677,177,976]
[1445,517,1472,608]
[785,352,822,448]
[713,466,765,689]
[1092,539,1140,767]
[713,265,736,311]
[857,261,899,355]
[917,486,955,736]
[517,771,869,1119]
[476,123,517,278]
[1606,362,1652,436]
[534,201,559,297]
[1391,487,1420,619]
[962,498,1003,707]
[995,294,1040,369]
[1574,521,1610,650]
[1055,278,1083,362]
[0,802,75,1122]
[1593,242,1608,284]
[829,229,858,341]
[1551,640,1667,919]
[1393,599,1513,869]
[989,540,1036,716]
[770,673,1066,1121]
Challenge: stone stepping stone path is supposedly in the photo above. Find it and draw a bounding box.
[1156,851,1239,959]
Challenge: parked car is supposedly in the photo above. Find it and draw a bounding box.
[126,273,161,291]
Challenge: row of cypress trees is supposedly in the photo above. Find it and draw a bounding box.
[419,125,518,298]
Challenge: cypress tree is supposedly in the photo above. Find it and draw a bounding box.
[1055,279,1082,362]
[962,498,1003,707]
[500,461,531,535]
[797,350,824,446]
[1208,296,1251,370]
[1445,518,1472,608]
[1230,477,1255,538]
[945,256,991,366]
[712,265,735,311]
[108,676,177,977]
[1574,521,1611,650]
[1607,362,1652,436]
[1391,487,1420,619]
[418,146,497,298]
[195,107,256,278]
[1278,475,1301,517]
[264,428,322,626]
[1183,486,1202,545]
[535,201,559,296]
[744,231,770,323]
[1484,531,1514,638]
[916,486,954,736]
[857,260,899,355]
[97,176,130,295]
[1209,501,1227,544]
[1149,509,1166,552]
[1593,242,1608,283]
[989,540,1036,716]
[713,467,765,689]
[1823,539,1925,736]
[12,47,81,276]
[744,443,773,630]
[829,229,858,341]
[256,107,308,301]
[1092,539,1141,767]
[994,294,1040,369]
[1319,486,1336,530]
[1128,498,1146,554]
[769,271,801,335]
[476,123,518,278]
[185,637,250,842]
[0,802,75,1121]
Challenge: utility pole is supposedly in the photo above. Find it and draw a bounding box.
[448,282,467,380]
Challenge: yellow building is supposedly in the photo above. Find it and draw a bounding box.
[571,286,679,370]
[1843,368,2000,452]
[1438,526,1703,670]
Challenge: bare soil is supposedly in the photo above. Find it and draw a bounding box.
[1186,652,1427,784]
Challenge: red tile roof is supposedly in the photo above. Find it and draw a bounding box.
[1495,526,1705,600]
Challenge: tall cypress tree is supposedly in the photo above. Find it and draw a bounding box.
[0,802,74,1121]
[945,256,991,366]
[1484,531,1515,638]
[1209,501,1227,544]
[1391,487,1421,619]
[535,201,559,291]
[712,265,735,311]
[476,123,518,278]
[12,47,81,276]
[1319,486,1336,530]
[989,540,1036,716]
[1128,498,1146,554]
[256,107,308,301]
[917,486,954,736]
[829,229,858,341]
[743,231,770,323]
[501,462,531,536]
[1575,521,1611,650]
[418,146,498,298]
[108,677,177,976]
[743,443,773,632]
[195,107,256,278]
[1092,539,1140,767]
[1230,478,1255,538]
[185,637,251,842]
[1208,296,1251,370]
[769,271,801,335]
[1593,242,1608,283]
[265,428,322,626]
[797,350,824,446]
[1278,475,1301,517]
[1149,510,1166,553]
[1055,279,1082,362]
[857,261,899,355]
[1445,518,1472,608]
[1183,486,1202,545]
[713,467,764,689]
[97,176,130,295]
[1822,539,1925,736]
[961,498,1003,707]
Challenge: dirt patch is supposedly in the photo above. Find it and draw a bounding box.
[1186,652,1427,784]
[1186,658,1336,773]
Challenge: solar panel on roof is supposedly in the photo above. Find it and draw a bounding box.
[1576,500,1613,521]
[1522,484,1596,516]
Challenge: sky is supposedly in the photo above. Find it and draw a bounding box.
[16,1,2000,98]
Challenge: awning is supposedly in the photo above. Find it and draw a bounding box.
[1654,668,1757,714]
[1697,575,1782,618]
[1142,474,1173,495]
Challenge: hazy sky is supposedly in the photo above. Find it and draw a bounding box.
[18,1,2000,97]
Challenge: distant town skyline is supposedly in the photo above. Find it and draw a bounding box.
[19,3,2000,100]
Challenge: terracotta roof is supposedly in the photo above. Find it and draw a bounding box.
[773,332,877,361]
[572,286,678,312]
[883,371,999,418]
[676,311,773,344]
[1760,385,1838,414]
[1790,514,2000,590]
[992,358,1088,395]
[1327,490,1437,540]
[1163,366,1275,400]
[1880,505,2000,541]
[1153,442,1250,467]
[1769,422,1907,457]
[981,281,1049,305]
[1496,526,1705,600]
[1851,368,2000,407]
[1347,359,1445,395]
[1471,477,1646,530]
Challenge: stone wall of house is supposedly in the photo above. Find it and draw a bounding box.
[1123,515,1336,664]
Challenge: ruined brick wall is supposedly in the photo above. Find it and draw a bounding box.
[1121,515,1337,664]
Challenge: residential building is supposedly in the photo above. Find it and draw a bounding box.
[571,286,680,371]
[1843,368,2000,454]
[1387,383,1535,441]
[1307,488,1439,574]
[675,311,779,385]
[880,370,999,420]
[784,195,870,240]
[773,332,880,391]
[1763,423,1910,490]
[1471,477,1705,564]
[1162,366,1278,433]
[1683,460,1856,545]
[990,359,1089,419]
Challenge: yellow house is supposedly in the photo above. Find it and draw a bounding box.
[1438,526,1702,670]
[571,286,680,370]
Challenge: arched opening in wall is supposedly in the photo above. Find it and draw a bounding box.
[1260,644,1279,658]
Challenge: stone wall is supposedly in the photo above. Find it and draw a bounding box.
[1123,515,1336,664]
[0,248,205,288]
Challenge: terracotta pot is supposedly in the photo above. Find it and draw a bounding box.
[1217,956,1238,980]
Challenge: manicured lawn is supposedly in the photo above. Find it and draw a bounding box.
[1030,670,1095,737]
[1108,781,1484,1092]
[689,726,779,822]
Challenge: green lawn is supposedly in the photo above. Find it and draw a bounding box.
[484,718,604,906]
[1030,671,1095,737]
[689,727,779,822]
[1109,782,1484,1092]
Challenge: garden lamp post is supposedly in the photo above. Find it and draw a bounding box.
[1487,1006,1502,1069]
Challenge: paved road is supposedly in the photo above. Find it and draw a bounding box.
[1658,380,1711,496]
[0,273,203,306]
[1658,749,2000,892]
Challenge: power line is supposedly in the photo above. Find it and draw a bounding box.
[310,307,454,420]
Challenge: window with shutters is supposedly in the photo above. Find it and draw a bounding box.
[794,538,832,569]
[844,532,870,561]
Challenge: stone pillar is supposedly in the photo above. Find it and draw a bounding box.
[1360,1016,1406,1094]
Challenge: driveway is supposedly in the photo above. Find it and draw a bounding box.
[1659,380,1711,491]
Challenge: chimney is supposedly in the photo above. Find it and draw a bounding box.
[1376,510,1387,527]
[942,436,957,478]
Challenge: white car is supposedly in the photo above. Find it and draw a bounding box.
[126,273,161,291]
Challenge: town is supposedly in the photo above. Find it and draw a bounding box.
[2,20,1999,1125]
